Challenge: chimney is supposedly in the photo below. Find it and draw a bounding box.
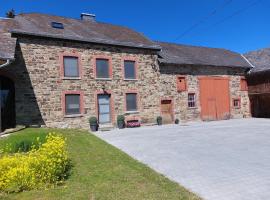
[80,13,96,22]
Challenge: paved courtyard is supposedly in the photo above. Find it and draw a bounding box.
[96,118,270,200]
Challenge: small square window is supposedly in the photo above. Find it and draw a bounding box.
[188,93,196,108]
[177,76,186,91]
[96,59,110,78]
[65,94,81,115]
[126,93,137,111]
[233,99,241,108]
[63,56,79,77]
[124,60,136,79]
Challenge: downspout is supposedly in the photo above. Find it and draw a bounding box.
[0,59,11,69]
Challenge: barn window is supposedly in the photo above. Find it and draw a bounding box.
[188,93,196,108]
[233,99,241,109]
[177,76,187,91]
[240,78,248,91]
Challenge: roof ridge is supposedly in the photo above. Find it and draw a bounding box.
[156,40,239,54]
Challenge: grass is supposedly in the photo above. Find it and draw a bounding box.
[0,128,200,200]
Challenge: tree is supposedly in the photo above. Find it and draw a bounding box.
[6,9,15,18]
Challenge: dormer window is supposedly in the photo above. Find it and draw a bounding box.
[51,22,64,29]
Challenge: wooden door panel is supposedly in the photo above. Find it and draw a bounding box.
[200,77,230,121]
[161,100,173,124]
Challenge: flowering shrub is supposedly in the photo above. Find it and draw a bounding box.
[0,133,69,193]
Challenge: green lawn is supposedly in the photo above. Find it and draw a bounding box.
[0,128,200,200]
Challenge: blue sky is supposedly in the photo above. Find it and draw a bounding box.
[1,0,269,53]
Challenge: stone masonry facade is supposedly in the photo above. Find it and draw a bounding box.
[2,36,250,129]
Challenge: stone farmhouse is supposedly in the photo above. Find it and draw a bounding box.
[0,13,252,131]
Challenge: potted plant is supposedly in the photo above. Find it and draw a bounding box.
[156,116,162,125]
[89,117,98,132]
[175,118,179,124]
[117,115,125,129]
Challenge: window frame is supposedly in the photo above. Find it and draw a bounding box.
[125,91,139,113]
[60,52,82,80]
[187,93,196,108]
[176,76,187,92]
[233,98,241,109]
[93,55,112,80]
[122,57,138,80]
[62,91,84,117]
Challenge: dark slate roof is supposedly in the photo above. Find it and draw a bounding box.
[244,48,270,73]
[157,41,251,68]
[8,13,160,50]
[0,19,17,60]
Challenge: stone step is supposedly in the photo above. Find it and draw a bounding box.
[99,124,114,131]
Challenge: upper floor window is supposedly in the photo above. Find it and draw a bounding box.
[126,93,138,112]
[96,58,111,79]
[63,56,79,78]
[124,60,136,80]
[188,93,196,108]
[240,78,248,91]
[177,76,187,91]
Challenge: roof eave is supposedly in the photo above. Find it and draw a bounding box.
[159,60,251,69]
[11,30,162,51]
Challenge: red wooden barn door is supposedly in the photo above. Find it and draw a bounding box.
[200,77,230,121]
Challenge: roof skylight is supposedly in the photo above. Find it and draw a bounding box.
[51,22,64,29]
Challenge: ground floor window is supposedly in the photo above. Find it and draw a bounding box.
[63,92,83,116]
[233,98,241,109]
[188,93,196,108]
[126,93,137,112]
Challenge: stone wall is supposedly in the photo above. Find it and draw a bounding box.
[10,37,160,129]
[2,36,250,129]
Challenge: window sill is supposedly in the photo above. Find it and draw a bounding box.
[64,114,84,118]
[187,107,197,110]
[95,78,112,81]
[124,79,138,81]
[125,111,139,114]
[62,77,81,80]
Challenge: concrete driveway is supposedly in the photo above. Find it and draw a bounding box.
[96,118,270,200]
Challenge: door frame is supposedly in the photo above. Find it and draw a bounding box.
[198,76,231,120]
[160,97,174,123]
[95,90,114,124]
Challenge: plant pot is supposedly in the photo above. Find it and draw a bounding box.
[157,121,162,126]
[117,122,125,129]
[90,124,98,132]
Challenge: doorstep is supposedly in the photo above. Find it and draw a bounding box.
[99,123,114,131]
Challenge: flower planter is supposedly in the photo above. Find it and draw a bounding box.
[90,124,98,132]
[118,122,125,129]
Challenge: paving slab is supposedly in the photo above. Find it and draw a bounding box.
[96,118,270,200]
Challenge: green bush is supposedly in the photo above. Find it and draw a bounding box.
[117,115,125,123]
[89,117,98,125]
[0,133,69,193]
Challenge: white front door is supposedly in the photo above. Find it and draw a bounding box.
[98,94,111,124]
